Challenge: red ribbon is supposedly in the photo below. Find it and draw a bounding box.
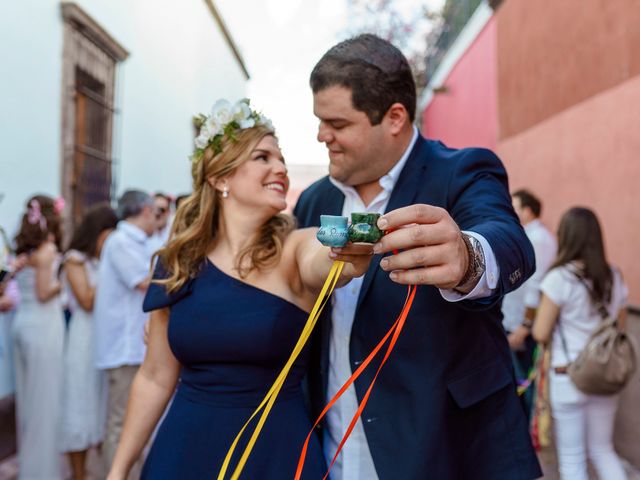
[295,283,417,479]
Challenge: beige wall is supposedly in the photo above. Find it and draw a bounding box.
[498,75,640,305]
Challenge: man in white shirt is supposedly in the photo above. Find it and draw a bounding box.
[503,189,557,375]
[94,190,156,476]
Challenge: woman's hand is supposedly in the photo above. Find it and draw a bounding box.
[329,243,374,279]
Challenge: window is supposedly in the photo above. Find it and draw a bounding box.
[60,2,128,229]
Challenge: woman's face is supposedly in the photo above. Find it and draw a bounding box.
[225,135,289,214]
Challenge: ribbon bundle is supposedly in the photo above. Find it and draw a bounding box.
[295,283,416,479]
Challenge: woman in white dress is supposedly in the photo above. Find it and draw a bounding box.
[532,207,629,480]
[12,195,65,479]
[61,204,118,480]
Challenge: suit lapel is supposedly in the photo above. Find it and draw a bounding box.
[356,137,430,310]
[324,185,344,218]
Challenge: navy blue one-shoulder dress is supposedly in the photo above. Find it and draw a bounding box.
[140,259,326,479]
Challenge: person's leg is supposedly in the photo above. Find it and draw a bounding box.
[549,372,588,480]
[67,450,87,480]
[585,394,627,480]
[102,365,140,477]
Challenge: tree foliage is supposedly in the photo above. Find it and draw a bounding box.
[343,0,485,97]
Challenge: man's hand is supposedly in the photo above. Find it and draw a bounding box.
[508,325,530,351]
[373,204,469,288]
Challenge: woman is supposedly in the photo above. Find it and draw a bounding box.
[107,99,373,479]
[12,195,65,478]
[60,204,118,479]
[532,207,628,480]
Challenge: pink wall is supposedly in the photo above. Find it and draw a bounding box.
[422,18,498,150]
[498,76,640,305]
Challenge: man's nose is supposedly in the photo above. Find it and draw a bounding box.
[317,123,333,144]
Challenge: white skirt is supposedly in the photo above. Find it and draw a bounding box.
[59,307,107,452]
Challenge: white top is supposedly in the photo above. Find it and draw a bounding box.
[502,219,557,332]
[324,127,499,479]
[62,250,99,314]
[93,222,152,369]
[541,263,628,368]
[148,220,172,255]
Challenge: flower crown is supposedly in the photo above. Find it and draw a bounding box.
[192,99,273,162]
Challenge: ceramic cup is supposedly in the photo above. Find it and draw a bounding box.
[317,215,350,247]
[348,212,383,243]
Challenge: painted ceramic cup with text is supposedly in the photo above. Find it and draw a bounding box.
[317,215,349,247]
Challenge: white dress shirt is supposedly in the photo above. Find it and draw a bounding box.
[94,221,152,370]
[502,219,557,333]
[324,128,499,479]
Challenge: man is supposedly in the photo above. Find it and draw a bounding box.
[294,34,542,479]
[503,190,557,374]
[94,190,155,476]
[148,192,172,253]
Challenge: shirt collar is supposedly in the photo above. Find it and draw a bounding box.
[118,221,149,243]
[524,218,542,233]
[330,126,419,197]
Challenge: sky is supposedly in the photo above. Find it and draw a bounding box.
[215,0,445,168]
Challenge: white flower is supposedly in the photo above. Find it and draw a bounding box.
[193,117,217,149]
[205,116,222,137]
[232,100,252,123]
[259,114,274,131]
[194,130,210,149]
[211,99,233,125]
[238,117,255,129]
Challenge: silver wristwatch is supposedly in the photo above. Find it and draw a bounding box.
[455,233,486,294]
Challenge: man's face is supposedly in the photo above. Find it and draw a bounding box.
[154,196,170,230]
[313,86,388,187]
[140,204,158,236]
[512,196,529,225]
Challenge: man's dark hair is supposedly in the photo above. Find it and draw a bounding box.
[310,33,416,125]
[512,189,542,218]
[117,190,152,220]
[154,192,172,204]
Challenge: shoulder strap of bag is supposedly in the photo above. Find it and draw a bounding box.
[556,315,572,364]
[572,272,611,321]
[555,268,612,364]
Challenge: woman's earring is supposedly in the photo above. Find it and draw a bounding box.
[222,185,229,198]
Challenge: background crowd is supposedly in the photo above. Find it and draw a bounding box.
[0,190,181,479]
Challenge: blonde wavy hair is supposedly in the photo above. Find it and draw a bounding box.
[155,125,294,293]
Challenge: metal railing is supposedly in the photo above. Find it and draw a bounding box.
[425,0,484,78]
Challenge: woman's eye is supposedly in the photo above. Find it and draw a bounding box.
[255,155,268,162]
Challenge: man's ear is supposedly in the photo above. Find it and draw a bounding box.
[384,103,410,135]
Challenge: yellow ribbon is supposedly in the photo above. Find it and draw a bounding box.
[217,260,345,480]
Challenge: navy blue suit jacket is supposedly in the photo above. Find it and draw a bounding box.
[294,136,542,479]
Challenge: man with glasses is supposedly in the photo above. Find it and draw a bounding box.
[149,192,172,253]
